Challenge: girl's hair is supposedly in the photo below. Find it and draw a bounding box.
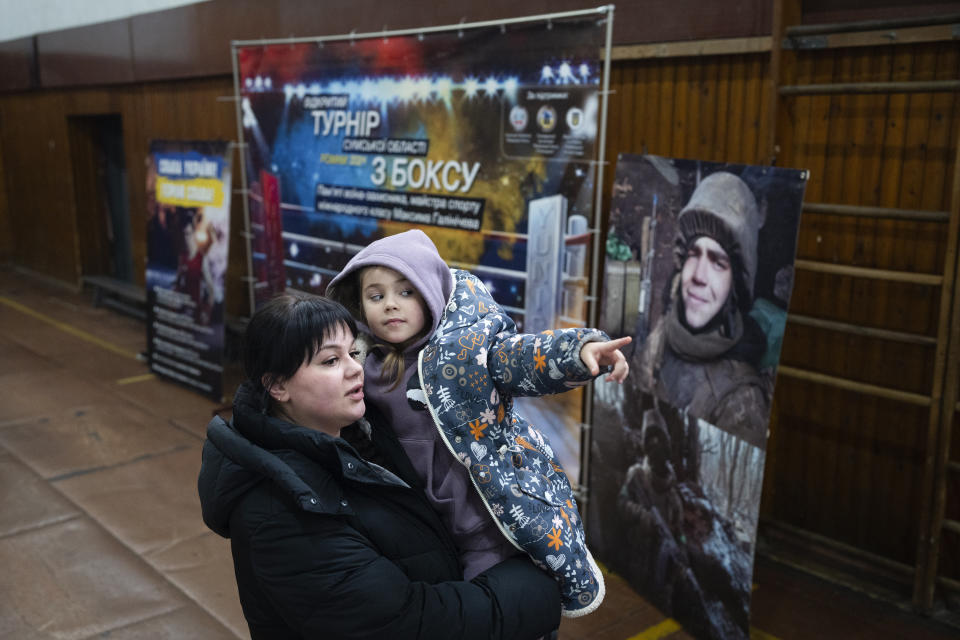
[356,266,432,391]
[243,292,357,407]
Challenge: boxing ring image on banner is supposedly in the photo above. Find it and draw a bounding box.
[588,155,808,639]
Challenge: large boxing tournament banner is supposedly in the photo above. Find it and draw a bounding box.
[589,155,807,639]
[145,140,232,401]
[235,8,612,478]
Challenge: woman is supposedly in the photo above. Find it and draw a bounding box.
[197,292,561,639]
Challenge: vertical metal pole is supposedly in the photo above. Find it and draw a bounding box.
[580,4,615,502]
[231,42,257,318]
[766,0,784,165]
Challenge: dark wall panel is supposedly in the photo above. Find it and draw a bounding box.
[37,20,135,87]
[132,0,281,81]
[11,0,776,91]
[0,37,36,91]
[0,92,81,282]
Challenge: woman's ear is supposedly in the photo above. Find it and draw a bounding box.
[262,374,289,403]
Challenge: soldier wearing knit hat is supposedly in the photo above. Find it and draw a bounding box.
[635,171,769,447]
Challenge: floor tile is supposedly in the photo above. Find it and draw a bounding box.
[0,337,57,376]
[0,450,80,538]
[0,401,195,480]
[0,518,187,640]
[0,368,114,425]
[80,604,242,640]
[147,531,251,640]
[55,445,207,556]
[116,376,224,439]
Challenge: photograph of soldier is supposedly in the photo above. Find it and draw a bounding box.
[589,155,807,640]
[635,170,771,447]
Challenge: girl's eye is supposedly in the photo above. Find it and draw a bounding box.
[369,294,383,302]
[401,289,414,297]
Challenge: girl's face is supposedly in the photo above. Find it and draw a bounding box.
[360,266,427,345]
[268,324,365,435]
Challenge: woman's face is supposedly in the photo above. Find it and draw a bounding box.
[681,235,733,329]
[269,324,365,435]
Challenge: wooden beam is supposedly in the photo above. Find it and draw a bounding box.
[786,13,960,36]
[794,259,943,286]
[765,0,785,166]
[610,36,771,61]
[777,365,931,407]
[781,80,960,96]
[787,313,937,346]
[803,202,950,223]
[784,23,960,50]
[913,125,960,611]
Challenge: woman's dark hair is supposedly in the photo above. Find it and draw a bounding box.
[243,292,357,399]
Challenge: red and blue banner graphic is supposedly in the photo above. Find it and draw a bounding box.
[235,11,611,477]
[145,140,233,401]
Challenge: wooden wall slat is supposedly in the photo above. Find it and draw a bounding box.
[727,55,748,164]
[713,57,731,162]
[656,60,675,155]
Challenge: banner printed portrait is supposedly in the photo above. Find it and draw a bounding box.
[588,155,807,639]
[236,11,610,478]
[146,140,233,401]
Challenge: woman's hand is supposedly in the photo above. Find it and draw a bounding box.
[580,336,632,383]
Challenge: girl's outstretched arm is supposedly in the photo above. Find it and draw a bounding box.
[580,336,632,383]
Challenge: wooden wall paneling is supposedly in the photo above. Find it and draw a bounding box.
[631,61,650,155]
[794,49,835,538]
[916,51,960,608]
[869,45,914,564]
[761,35,798,522]
[67,116,109,277]
[125,84,149,288]
[740,54,762,164]
[655,60,675,156]
[694,56,712,161]
[671,57,690,159]
[766,47,806,525]
[755,53,772,165]
[618,62,636,159]
[841,53,873,543]
[37,20,135,88]
[618,60,650,153]
[712,56,732,162]
[889,47,934,565]
[1,92,82,283]
[726,55,747,165]
[0,37,37,93]
[686,57,703,161]
[814,49,856,539]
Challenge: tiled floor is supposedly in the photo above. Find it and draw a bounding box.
[1,265,957,640]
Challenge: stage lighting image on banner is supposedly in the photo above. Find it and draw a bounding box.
[145,140,232,401]
[235,10,610,478]
[588,155,807,639]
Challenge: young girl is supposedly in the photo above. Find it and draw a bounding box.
[327,229,630,617]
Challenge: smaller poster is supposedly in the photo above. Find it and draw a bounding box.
[145,140,232,401]
[589,155,807,639]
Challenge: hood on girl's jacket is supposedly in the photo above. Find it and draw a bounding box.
[326,229,453,337]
